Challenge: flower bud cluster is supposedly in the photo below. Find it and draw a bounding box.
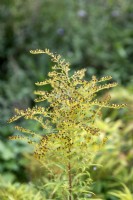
[8,49,126,163]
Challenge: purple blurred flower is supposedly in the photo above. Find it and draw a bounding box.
[56,28,65,36]
[111,10,120,17]
[77,9,87,18]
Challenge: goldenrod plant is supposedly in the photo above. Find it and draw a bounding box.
[8,49,126,199]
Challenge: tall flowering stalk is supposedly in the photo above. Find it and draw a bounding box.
[8,49,126,199]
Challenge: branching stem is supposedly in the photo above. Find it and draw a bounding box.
[68,160,72,200]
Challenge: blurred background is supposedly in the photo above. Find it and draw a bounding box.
[0,0,133,199]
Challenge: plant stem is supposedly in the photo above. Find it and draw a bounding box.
[68,161,72,200]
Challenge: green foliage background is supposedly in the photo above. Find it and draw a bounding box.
[0,0,133,199]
